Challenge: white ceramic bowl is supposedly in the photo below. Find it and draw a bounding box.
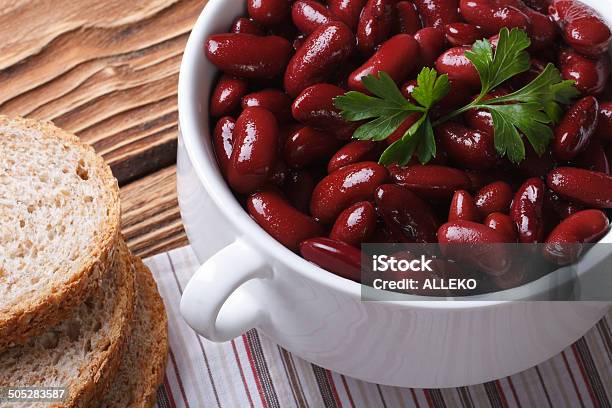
[177,0,612,388]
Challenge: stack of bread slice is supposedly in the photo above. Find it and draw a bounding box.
[0,116,168,408]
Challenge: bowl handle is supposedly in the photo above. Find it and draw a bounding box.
[180,239,270,342]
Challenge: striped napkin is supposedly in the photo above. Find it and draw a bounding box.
[146,246,612,408]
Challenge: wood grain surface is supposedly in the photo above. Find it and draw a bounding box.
[0,0,207,256]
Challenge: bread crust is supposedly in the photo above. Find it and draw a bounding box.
[0,116,121,352]
[0,239,135,408]
[68,240,136,408]
[95,255,169,408]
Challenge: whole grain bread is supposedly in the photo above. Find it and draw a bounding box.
[0,116,121,351]
[0,240,135,408]
[96,256,168,408]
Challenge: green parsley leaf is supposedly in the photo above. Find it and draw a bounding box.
[333,72,425,142]
[333,28,579,166]
[415,117,436,164]
[411,68,451,109]
[473,63,579,160]
[333,69,448,164]
[465,27,531,94]
[490,64,578,107]
[487,103,553,161]
[334,91,411,121]
[353,110,415,141]
[361,72,409,104]
[379,115,426,166]
[489,109,526,164]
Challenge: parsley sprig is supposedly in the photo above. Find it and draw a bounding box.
[333,28,580,165]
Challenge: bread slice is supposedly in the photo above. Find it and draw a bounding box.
[0,240,135,408]
[96,256,168,408]
[0,115,121,350]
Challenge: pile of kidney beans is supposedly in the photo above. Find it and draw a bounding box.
[205,0,612,289]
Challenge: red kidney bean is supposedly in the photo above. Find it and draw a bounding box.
[437,122,497,170]
[445,23,484,47]
[210,76,248,118]
[464,107,493,135]
[284,127,341,168]
[242,89,292,122]
[206,34,292,79]
[548,167,612,208]
[348,34,420,92]
[268,20,299,41]
[575,140,610,174]
[248,191,323,251]
[365,223,395,243]
[401,79,417,101]
[227,107,278,194]
[248,0,291,26]
[284,22,355,97]
[522,7,557,51]
[292,0,334,35]
[459,0,531,36]
[438,221,508,244]
[488,32,500,47]
[414,27,447,68]
[375,184,439,243]
[293,34,307,51]
[463,88,512,134]
[545,189,583,220]
[278,122,303,150]
[510,177,546,243]
[231,18,264,35]
[414,0,461,27]
[284,169,316,213]
[525,0,551,13]
[435,46,481,89]
[607,144,612,171]
[330,201,377,246]
[518,144,556,178]
[480,0,553,49]
[549,0,611,57]
[475,181,513,217]
[543,209,610,265]
[291,83,353,133]
[449,190,481,222]
[439,81,475,113]
[328,141,380,173]
[465,169,509,191]
[331,57,364,89]
[300,237,362,281]
[389,164,471,199]
[485,212,518,241]
[270,160,289,187]
[395,1,421,34]
[212,116,235,175]
[328,0,367,30]
[438,221,510,276]
[559,48,610,95]
[552,96,599,161]
[356,0,395,55]
[311,162,389,223]
[594,102,612,141]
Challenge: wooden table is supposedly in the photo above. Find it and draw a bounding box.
[0,0,207,257]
